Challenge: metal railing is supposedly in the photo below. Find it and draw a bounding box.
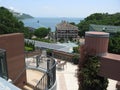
[47,59,56,89]
[34,57,56,90]
[34,73,48,90]
[0,49,8,80]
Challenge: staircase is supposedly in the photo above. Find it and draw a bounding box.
[23,83,34,90]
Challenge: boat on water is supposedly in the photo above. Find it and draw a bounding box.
[37,20,39,23]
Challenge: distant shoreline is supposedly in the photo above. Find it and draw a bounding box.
[22,17,83,32]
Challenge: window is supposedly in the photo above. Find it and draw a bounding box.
[0,49,8,80]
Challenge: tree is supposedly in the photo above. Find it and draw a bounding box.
[77,45,108,90]
[72,54,79,64]
[108,32,120,54]
[77,13,120,36]
[78,55,108,90]
[69,22,76,25]
[0,7,31,38]
[34,27,50,38]
[73,46,80,53]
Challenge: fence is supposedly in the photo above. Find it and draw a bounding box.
[29,56,56,90]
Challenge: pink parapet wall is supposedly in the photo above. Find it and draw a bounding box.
[0,33,26,88]
[85,31,120,89]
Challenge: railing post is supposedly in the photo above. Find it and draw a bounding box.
[36,55,40,68]
[47,59,50,89]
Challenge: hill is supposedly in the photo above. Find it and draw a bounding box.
[0,7,32,38]
[77,13,120,36]
[9,9,34,19]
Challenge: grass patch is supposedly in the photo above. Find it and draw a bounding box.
[25,46,33,51]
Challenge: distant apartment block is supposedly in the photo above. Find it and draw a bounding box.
[89,24,120,34]
[55,21,79,41]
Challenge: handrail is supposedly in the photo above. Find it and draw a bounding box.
[49,60,56,70]
[47,56,56,70]
[13,68,26,83]
[46,57,56,89]
[26,55,56,90]
[34,73,48,90]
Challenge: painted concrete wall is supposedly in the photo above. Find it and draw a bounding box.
[0,33,26,88]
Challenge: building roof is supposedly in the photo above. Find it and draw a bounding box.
[89,24,120,33]
[26,39,78,53]
[25,39,66,51]
[56,21,78,30]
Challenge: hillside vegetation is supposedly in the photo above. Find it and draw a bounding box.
[77,13,120,36]
[77,13,120,54]
[0,7,32,38]
[11,11,34,19]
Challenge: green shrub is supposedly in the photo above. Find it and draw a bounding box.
[72,54,79,64]
[25,40,35,51]
[79,56,108,90]
[25,46,33,51]
[46,49,52,56]
[73,46,80,53]
[59,38,64,43]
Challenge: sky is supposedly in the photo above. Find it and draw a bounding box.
[0,0,120,18]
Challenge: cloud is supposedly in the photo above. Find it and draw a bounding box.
[9,6,20,12]
[9,6,14,10]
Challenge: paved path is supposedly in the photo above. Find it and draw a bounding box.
[56,62,117,90]
[107,79,117,90]
[56,62,79,90]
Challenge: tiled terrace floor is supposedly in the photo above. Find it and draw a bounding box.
[56,61,117,90]
[26,69,44,86]
[56,62,78,90]
[25,57,117,90]
[23,69,44,90]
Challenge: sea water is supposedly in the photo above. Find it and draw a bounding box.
[22,17,83,32]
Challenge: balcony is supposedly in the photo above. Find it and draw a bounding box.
[23,54,56,90]
[0,47,56,90]
[23,69,44,90]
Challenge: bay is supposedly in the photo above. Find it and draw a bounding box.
[22,17,83,32]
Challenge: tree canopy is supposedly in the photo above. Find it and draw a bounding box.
[0,7,31,38]
[77,13,120,36]
[34,27,50,38]
[108,32,120,54]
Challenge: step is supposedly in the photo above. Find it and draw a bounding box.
[23,83,34,90]
[23,85,33,90]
